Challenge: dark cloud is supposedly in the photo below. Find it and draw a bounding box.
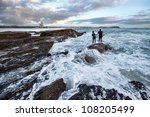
[0,0,70,25]
[0,7,71,25]
[0,0,126,25]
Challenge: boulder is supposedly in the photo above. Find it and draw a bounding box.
[69,84,131,100]
[40,29,84,38]
[84,55,96,64]
[33,78,66,100]
[88,43,112,53]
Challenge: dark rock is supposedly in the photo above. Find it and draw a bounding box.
[33,78,66,100]
[129,80,149,100]
[0,32,31,40]
[129,81,146,90]
[69,84,131,100]
[0,41,54,73]
[125,96,132,100]
[0,75,37,100]
[88,43,112,53]
[140,91,149,100]
[76,50,82,53]
[84,55,96,64]
[47,53,52,57]
[69,81,150,100]
[0,29,83,74]
[40,29,84,38]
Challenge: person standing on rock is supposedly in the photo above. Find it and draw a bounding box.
[92,31,96,44]
[98,29,103,43]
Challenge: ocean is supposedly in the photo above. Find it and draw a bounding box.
[0,28,150,99]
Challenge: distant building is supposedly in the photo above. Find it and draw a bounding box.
[39,21,44,28]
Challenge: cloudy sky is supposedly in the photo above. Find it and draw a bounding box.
[0,0,150,28]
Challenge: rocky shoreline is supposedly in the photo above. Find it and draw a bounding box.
[0,29,149,100]
[0,29,84,73]
[0,29,84,99]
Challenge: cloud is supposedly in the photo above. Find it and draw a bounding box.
[64,0,127,17]
[1,0,149,27]
[0,0,69,25]
[70,16,118,25]
[0,0,127,25]
[120,10,150,25]
[69,9,150,27]
[68,0,126,11]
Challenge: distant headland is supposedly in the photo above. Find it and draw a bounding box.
[0,25,120,28]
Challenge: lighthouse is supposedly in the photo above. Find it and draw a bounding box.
[39,21,44,28]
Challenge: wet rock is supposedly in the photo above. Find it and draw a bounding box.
[140,91,149,100]
[0,41,54,73]
[33,78,66,100]
[129,80,149,100]
[69,84,132,100]
[129,81,146,90]
[0,29,83,74]
[40,29,84,39]
[0,32,31,40]
[0,29,84,100]
[0,75,37,100]
[88,43,112,53]
[84,55,96,64]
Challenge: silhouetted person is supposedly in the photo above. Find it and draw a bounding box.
[98,29,103,43]
[92,31,96,44]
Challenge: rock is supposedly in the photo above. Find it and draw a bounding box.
[0,41,54,73]
[129,81,146,90]
[129,80,149,100]
[69,81,150,100]
[40,29,84,38]
[84,55,96,64]
[140,91,149,100]
[88,43,112,53]
[69,84,132,100]
[0,75,37,100]
[0,29,84,74]
[33,78,66,100]
[0,32,31,40]
[0,31,54,74]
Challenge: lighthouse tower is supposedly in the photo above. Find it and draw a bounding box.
[39,21,44,28]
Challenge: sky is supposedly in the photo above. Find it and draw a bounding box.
[0,0,150,28]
